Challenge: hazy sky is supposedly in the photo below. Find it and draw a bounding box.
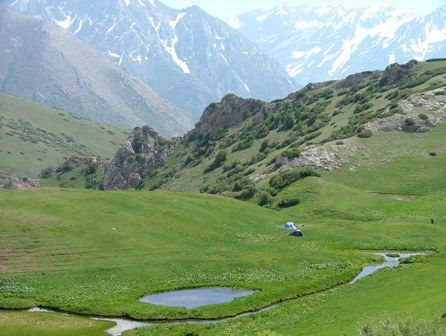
[162,0,446,21]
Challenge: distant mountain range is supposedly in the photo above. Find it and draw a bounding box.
[235,5,446,83]
[0,6,194,137]
[7,0,296,117]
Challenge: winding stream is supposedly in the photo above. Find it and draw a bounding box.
[24,252,422,336]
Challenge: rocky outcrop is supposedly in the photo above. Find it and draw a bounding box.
[380,60,417,85]
[275,141,360,172]
[103,126,177,190]
[194,94,265,136]
[4,176,39,190]
[286,81,335,100]
[368,88,446,133]
[336,71,381,89]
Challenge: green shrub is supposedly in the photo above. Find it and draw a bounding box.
[232,137,254,152]
[260,140,269,152]
[280,115,295,131]
[269,168,320,190]
[278,198,300,208]
[236,186,257,200]
[418,113,429,121]
[40,167,54,179]
[258,191,274,206]
[244,168,256,175]
[282,148,301,159]
[204,151,227,173]
[357,129,373,138]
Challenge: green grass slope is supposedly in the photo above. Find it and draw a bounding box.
[0,93,128,178]
[141,60,446,201]
[0,178,445,335]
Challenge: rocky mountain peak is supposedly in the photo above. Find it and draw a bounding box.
[194,94,266,136]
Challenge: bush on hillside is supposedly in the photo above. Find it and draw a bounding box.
[282,148,301,159]
[232,136,254,152]
[418,113,429,121]
[357,129,373,138]
[260,140,269,153]
[258,191,274,206]
[280,115,295,131]
[278,198,300,208]
[40,167,54,179]
[204,151,227,173]
[269,168,320,191]
[235,186,257,200]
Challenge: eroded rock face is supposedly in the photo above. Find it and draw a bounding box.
[103,126,177,190]
[381,60,417,85]
[194,94,265,136]
[336,71,381,89]
[4,177,39,190]
[368,88,446,133]
[287,143,359,171]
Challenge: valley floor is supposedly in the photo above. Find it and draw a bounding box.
[1,113,446,336]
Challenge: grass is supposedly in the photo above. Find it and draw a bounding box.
[0,189,377,320]
[0,311,112,336]
[131,256,446,336]
[0,93,127,178]
[0,175,445,335]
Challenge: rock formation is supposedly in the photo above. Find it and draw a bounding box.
[103,126,177,190]
[4,177,39,190]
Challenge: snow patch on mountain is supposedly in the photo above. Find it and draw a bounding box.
[237,5,446,84]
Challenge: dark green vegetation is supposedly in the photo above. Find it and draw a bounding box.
[40,157,109,189]
[0,93,127,179]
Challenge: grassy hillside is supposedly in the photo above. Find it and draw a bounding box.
[0,93,128,179]
[141,60,446,202]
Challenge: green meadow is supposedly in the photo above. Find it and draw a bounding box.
[1,119,445,334]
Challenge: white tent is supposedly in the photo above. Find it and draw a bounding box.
[284,222,297,230]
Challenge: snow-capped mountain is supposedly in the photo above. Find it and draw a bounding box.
[236,5,446,84]
[7,0,295,117]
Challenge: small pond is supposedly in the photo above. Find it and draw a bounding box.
[139,287,255,309]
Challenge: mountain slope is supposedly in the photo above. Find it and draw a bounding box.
[102,60,446,199]
[7,0,296,117]
[236,5,446,84]
[0,6,194,136]
[0,92,127,180]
